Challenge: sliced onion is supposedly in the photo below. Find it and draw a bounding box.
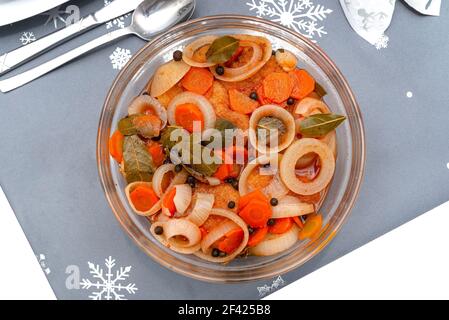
[275,49,297,72]
[128,95,168,130]
[152,164,175,197]
[187,193,215,226]
[164,218,201,248]
[205,177,221,186]
[182,35,218,68]
[160,170,189,216]
[211,35,272,82]
[239,154,288,199]
[167,92,216,130]
[294,97,330,117]
[125,182,161,216]
[280,138,335,195]
[250,225,299,256]
[150,221,200,254]
[172,184,192,215]
[194,208,249,263]
[249,105,296,154]
[201,219,238,254]
[271,195,315,218]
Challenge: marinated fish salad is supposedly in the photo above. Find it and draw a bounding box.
[108,34,345,263]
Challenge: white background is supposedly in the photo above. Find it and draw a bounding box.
[1,184,448,300]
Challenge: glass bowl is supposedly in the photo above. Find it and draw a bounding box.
[97,15,366,283]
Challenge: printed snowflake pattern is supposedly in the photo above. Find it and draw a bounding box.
[19,32,36,46]
[257,275,286,297]
[109,47,132,70]
[80,256,138,300]
[374,34,389,50]
[42,6,67,28]
[104,0,131,29]
[36,254,51,275]
[246,0,332,41]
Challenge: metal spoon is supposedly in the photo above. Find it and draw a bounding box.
[0,0,196,93]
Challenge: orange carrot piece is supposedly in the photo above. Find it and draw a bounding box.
[147,142,165,167]
[262,72,294,104]
[290,69,316,100]
[293,216,304,229]
[268,217,293,234]
[181,67,214,95]
[109,130,124,163]
[162,187,177,216]
[228,89,260,114]
[213,163,232,181]
[175,103,204,133]
[225,46,244,67]
[298,213,322,240]
[238,199,272,228]
[129,185,159,212]
[218,228,244,254]
[256,84,272,105]
[238,190,268,211]
[247,226,268,247]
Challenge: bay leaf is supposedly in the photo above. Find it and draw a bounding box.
[123,135,155,184]
[206,36,239,64]
[118,115,140,136]
[213,118,237,146]
[299,113,346,138]
[160,126,185,151]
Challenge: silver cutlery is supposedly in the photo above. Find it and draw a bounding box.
[0,0,143,76]
[0,0,195,93]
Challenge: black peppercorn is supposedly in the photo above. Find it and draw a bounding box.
[270,198,279,206]
[212,248,220,257]
[267,219,275,226]
[163,158,171,164]
[174,164,182,172]
[173,50,183,61]
[248,226,255,235]
[287,97,295,105]
[249,92,258,100]
[154,226,164,235]
[227,201,236,209]
[187,176,196,184]
[272,50,276,56]
[215,65,225,75]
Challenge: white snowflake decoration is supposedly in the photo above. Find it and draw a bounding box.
[374,33,389,50]
[42,6,67,29]
[246,0,332,41]
[109,47,132,70]
[104,0,131,29]
[80,256,138,300]
[19,32,36,46]
[36,253,51,275]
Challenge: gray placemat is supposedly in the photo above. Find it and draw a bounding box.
[1,0,448,300]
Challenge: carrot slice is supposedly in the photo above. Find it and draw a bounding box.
[147,142,165,167]
[181,67,214,95]
[262,72,294,104]
[213,163,232,181]
[238,190,268,211]
[162,187,177,216]
[109,130,124,163]
[298,213,322,240]
[256,84,272,105]
[247,226,268,247]
[129,185,159,212]
[238,199,272,228]
[293,216,304,229]
[268,217,293,234]
[229,89,260,114]
[290,69,316,100]
[218,228,244,254]
[175,103,204,132]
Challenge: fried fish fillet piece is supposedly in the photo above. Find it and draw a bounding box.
[194,183,240,213]
[207,81,249,131]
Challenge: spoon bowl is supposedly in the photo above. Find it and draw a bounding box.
[132,0,196,40]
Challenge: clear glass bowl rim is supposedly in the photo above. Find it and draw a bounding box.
[96,14,366,283]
